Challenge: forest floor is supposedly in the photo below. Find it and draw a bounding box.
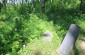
[70,37,85,55]
[78,38,85,55]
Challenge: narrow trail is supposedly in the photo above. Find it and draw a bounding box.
[79,38,85,55]
[70,38,85,55]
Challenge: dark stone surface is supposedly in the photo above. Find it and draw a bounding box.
[58,24,80,55]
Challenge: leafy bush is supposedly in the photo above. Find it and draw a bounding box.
[23,13,57,41]
[0,0,84,55]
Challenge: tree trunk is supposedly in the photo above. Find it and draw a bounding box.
[3,0,7,10]
[0,2,3,12]
[41,0,45,12]
[32,0,36,12]
[80,0,85,14]
[2,0,7,13]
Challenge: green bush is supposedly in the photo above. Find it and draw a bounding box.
[23,13,56,41]
[0,0,84,55]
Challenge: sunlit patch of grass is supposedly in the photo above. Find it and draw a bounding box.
[77,20,85,31]
[18,34,61,55]
[17,16,61,54]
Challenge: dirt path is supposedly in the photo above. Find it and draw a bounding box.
[79,38,85,55]
[70,38,85,55]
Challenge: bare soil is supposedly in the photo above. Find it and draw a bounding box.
[79,38,85,55]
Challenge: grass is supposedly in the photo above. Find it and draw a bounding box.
[4,12,85,55]
[18,39,61,55]
[15,14,85,55]
[1,1,85,54]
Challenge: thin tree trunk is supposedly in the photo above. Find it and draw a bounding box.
[41,0,45,12]
[80,0,85,14]
[32,0,36,12]
[0,2,3,12]
[3,0,7,13]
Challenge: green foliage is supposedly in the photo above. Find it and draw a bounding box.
[23,13,57,41]
[18,4,29,15]
[6,5,18,16]
[0,0,85,55]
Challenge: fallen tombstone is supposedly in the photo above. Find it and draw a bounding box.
[58,24,80,55]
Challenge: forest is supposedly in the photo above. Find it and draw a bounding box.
[0,0,85,55]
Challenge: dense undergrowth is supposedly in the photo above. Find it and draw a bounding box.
[0,0,85,55]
